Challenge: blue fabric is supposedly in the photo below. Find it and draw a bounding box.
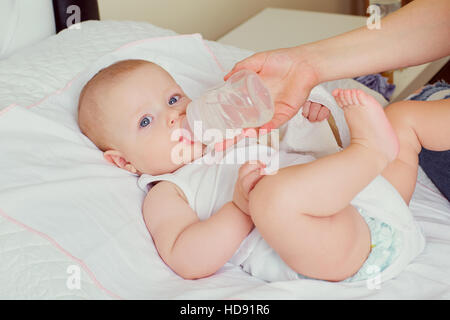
[419,149,450,201]
[408,81,450,201]
[354,74,396,101]
[409,80,450,101]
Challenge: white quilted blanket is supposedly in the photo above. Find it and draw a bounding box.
[1,21,449,299]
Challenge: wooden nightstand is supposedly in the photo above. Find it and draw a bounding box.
[218,8,450,102]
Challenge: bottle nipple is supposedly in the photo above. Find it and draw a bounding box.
[180,116,195,144]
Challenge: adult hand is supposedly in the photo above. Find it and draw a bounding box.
[224,47,319,131]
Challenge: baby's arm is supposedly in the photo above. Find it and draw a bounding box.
[142,181,253,280]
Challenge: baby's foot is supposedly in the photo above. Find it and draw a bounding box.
[332,89,399,165]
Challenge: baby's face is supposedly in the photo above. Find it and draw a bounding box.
[103,63,205,175]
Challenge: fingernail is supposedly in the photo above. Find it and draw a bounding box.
[260,125,272,134]
[243,128,257,138]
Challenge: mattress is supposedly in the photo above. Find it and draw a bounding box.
[0,21,449,299]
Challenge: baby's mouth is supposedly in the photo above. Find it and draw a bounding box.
[178,134,194,145]
[178,116,195,144]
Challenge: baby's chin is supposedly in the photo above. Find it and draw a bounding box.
[139,141,206,176]
[140,140,209,176]
[167,140,206,171]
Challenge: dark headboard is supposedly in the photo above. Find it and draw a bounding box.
[52,0,100,33]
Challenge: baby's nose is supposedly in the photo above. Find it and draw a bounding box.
[180,102,188,113]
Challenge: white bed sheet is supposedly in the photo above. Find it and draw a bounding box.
[0,21,449,299]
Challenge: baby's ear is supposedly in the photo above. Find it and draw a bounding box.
[103,150,138,174]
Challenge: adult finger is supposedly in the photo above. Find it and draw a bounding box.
[242,127,258,138]
[224,52,268,81]
[214,132,246,152]
[259,100,300,131]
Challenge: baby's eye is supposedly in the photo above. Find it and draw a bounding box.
[139,116,153,128]
[168,95,181,106]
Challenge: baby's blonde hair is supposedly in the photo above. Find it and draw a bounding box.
[77,59,152,151]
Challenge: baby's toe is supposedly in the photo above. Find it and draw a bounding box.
[332,89,340,97]
[333,90,344,107]
[351,89,360,105]
[344,89,353,105]
[339,90,347,106]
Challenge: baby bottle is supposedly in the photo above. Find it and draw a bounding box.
[181,69,274,144]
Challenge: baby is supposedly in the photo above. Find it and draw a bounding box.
[78,59,447,282]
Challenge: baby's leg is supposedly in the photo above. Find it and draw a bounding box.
[380,98,450,203]
[249,89,399,281]
[252,89,399,217]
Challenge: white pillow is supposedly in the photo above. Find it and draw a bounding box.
[0,0,55,59]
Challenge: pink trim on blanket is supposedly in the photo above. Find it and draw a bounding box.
[25,83,76,110]
[0,74,82,112]
[201,40,226,73]
[0,208,123,300]
[0,104,17,116]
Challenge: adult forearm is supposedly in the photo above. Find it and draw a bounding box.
[301,0,450,83]
[169,202,254,279]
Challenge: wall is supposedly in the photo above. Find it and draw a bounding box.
[98,0,356,40]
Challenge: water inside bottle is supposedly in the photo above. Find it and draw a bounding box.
[215,72,274,129]
[185,70,274,143]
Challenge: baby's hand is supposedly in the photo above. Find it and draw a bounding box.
[233,161,266,215]
[301,101,330,122]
